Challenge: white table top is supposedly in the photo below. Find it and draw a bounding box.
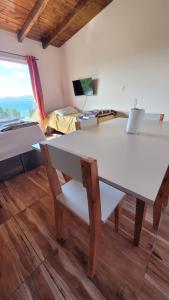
[45,118,169,205]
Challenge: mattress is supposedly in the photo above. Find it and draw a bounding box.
[0,124,45,162]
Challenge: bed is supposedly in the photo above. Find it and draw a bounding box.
[44,107,118,134]
[0,122,45,181]
[44,111,79,134]
[0,124,45,161]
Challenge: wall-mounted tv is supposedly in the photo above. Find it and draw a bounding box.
[72,77,93,96]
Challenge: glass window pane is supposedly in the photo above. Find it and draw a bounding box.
[0,60,37,120]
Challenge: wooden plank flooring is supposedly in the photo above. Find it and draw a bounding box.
[0,167,168,299]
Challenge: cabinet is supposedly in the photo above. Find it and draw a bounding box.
[0,150,42,182]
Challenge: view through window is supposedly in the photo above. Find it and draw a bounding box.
[0,59,37,120]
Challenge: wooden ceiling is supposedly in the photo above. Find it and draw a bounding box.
[0,0,113,48]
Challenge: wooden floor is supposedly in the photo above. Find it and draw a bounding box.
[0,167,168,300]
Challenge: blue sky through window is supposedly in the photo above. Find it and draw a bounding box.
[0,60,36,119]
[0,60,33,97]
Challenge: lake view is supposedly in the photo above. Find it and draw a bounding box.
[0,95,36,119]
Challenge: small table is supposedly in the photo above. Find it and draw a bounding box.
[40,118,169,245]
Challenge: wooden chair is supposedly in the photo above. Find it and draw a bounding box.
[75,117,98,130]
[41,143,124,278]
[144,113,164,121]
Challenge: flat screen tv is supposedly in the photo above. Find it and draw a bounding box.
[72,78,93,96]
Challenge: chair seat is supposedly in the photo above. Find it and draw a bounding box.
[57,179,124,224]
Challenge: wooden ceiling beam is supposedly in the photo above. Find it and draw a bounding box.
[17,0,50,42]
[42,0,89,49]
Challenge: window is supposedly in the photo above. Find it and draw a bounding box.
[0,59,37,120]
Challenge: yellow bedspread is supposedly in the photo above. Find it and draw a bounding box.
[44,112,80,134]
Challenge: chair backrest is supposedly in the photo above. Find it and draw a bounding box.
[47,144,83,182]
[75,117,98,130]
[144,113,164,121]
[41,143,101,223]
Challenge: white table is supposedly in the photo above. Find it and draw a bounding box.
[42,118,169,245]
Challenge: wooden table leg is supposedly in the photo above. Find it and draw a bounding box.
[134,199,146,246]
[153,167,169,230]
[153,196,163,230]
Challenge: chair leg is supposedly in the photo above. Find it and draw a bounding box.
[88,224,100,279]
[114,203,122,232]
[54,201,63,240]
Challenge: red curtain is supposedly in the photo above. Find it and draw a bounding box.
[26,56,46,120]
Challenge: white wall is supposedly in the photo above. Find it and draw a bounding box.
[0,29,64,113]
[61,0,169,118]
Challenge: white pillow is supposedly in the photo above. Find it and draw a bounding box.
[55,106,79,116]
